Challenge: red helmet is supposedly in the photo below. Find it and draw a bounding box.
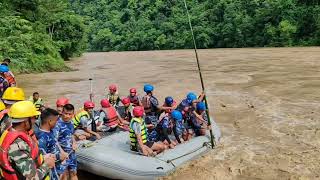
[129,88,137,94]
[133,106,144,117]
[121,97,130,105]
[108,84,117,92]
[100,99,111,108]
[56,97,69,107]
[84,101,95,109]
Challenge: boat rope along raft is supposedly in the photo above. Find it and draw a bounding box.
[76,117,221,180]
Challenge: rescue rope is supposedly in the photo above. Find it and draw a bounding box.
[182,0,215,148]
[165,141,210,164]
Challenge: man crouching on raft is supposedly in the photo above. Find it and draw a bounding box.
[129,106,165,156]
[73,101,101,140]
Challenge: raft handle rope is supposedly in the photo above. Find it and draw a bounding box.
[182,0,215,148]
[149,141,211,166]
[165,141,210,164]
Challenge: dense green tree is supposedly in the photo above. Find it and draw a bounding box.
[70,0,320,51]
[1,0,320,73]
[0,0,87,73]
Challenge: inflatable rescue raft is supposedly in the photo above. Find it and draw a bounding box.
[76,118,221,180]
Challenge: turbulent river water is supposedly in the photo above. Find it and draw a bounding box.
[18,48,320,180]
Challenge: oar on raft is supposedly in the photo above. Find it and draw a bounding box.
[182,0,215,148]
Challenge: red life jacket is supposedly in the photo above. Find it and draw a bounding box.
[128,95,140,106]
[163,101,177,113]
[0,130,46,180]
[4,72,16,87]
[100,107,118,128]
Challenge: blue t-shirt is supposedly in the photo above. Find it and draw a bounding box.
[149,96,159,111]
[36,129,60,180]
[174,120,186,136]
[36,129,60,159]
[53,118,74,152]
[159,116,170,129]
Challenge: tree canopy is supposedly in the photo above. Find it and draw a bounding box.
[0,0,87,73]
[1,0,320,72]
[70,0,320,51]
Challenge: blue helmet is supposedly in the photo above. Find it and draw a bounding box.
[143,84,154,93]
[180,99,189,108]
[171,110,182,121]
[186,92,197,104]
[165,96,174,105]
[0,65,9,73]
[196,102,206,111]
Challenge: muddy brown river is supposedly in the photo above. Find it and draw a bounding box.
[17,48,320,180]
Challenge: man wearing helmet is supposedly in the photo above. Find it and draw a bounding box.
[0,101,55,180]
[127,88,142,107]
[190,102,210,136]
[107,84,121,108]
[28,92,45,112]
[162,96,178,113]
[119,97,133,122]
[156,110,177,149]
[141,84,173,143]
[56,97,70,115]
[0,87,25,135]
[142,84,173,116]
[97,99,129,132]
[54,104,78,179]
[1,58,16,87]
[129,106,165,156]
[176,92,204,141]
[73,101,101,140]
[170,110,188,144]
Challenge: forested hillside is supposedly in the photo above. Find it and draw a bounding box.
[0,0,86,73]
[70,0,320,51]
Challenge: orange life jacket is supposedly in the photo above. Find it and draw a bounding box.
[0,130,46,180]
[4,72,16,87]
[100,107,118,128]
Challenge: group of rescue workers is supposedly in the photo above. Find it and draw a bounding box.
[0,58,211,180]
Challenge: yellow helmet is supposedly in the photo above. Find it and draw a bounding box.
[2,87,25,101]
[8,101,41,119]
[0,101,5,111]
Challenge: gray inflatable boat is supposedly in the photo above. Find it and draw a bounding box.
[76,119,221,180]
